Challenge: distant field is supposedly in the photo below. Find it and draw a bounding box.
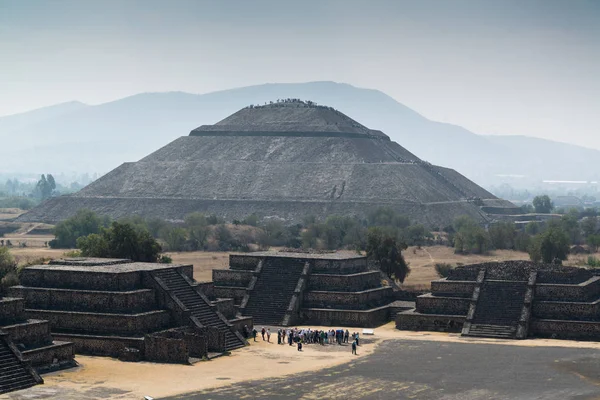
[2,230,595,290]
[0,207,25,221]
[401,245,531,290]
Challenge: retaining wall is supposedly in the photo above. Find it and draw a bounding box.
[26,309,171,335]
[53,333,145,357]
[415,294,470,315]
[308,271,381,292]
[213,270,254,288]
[395,310,465,332]
[301,305,389,327]
[0,297,25,324]
[303,287,393,310]
[8,286,156,313]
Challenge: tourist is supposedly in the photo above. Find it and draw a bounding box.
[356,332,360,346]
[344,329,350,343]
[243,325,249,339]
[288,331,293,346]
[252,328,257,342]
[282,329,286,345]
[277,329,281,344]
[267,328,271,343]
[351,339,357,355]
[261,327,266,341]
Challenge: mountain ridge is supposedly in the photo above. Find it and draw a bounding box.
[1,81,597,187]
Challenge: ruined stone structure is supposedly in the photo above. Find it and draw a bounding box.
[19,100,517,227]
[8,258,249,363]
[208,252,407,327]
[0,297,74,394]
[397,261,600,340]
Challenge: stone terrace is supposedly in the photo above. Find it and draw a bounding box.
[208,251,403,327]
[9,258,248,363]
[396,260,600,340]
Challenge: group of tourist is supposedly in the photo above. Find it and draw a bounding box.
[243,325,360,354]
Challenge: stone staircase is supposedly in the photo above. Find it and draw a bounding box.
[0,335,41,394]
[152,269,245,351]
[465,280,528,339]
[244,259,305,326]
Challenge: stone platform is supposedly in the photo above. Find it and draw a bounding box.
[10,258,248,363]
[209,252,398,327]
[396,261,600,340]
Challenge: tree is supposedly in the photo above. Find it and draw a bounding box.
[528,225,570,264]
[587,234,600,253]
[77,222,162,262]
[0,247,18,295]
[533,195,553,214]
[50,209,109,248]
[452,216,490,254]
[34,174,57,200]
[582,216,598,238]
[366,227,410,283]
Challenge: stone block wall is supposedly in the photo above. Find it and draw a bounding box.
[145,335,188,364]
[2,320,52,348]
[26,309,171,335]
[213,298,236,319]
[20,269,143,291]
[396,310,465,332]
[212,286,247,304]
[212,270,253,288]
[430,280,475,297]
[312,258,367,274]
[23,342,75,368]
[533,300,600,321]
[415,294,470,315]
[0,297,25,324]
[53,333,144,357]
[307,271,381,292]
[229,255,261,270]
[530,319,600,340]
[303,287,393,310]
[535,277,600,302]
[8,287,156,313]
[302,305,389,327]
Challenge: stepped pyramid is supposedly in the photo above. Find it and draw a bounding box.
[20,100,516,226]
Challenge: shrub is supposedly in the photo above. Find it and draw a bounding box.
[50,209,109,248]
[587,256,600,268]
[434,263,454,278]
[158,255,173,264]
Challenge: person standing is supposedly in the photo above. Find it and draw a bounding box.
[282,329,286,345]
[267,328,271,343]
[351,339,357,355]
[252,328,257,342]
[277,329,281,345]
[344,329,350,343]
[261,327,266,341]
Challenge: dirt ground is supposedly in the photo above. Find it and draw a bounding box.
[401,245,531,290]
[3,234,595,288]
[6,323,600,400]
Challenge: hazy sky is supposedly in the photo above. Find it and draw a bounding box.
[1,0,599,148]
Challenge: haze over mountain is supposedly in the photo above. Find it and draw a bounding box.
[1,81,598,188]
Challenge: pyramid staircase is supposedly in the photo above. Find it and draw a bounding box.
[463,273,533,339]
[152,269,245,351]
[243,259,305,326]
[0,333,42,395]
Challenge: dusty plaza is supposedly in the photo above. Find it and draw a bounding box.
[4,326,600,399]
[4,253,600,399]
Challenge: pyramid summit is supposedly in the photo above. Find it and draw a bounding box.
[19,100,516,226]
[192,99,388,139]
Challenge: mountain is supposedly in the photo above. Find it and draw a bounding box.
[0,81,597,187]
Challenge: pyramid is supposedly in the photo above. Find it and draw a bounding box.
[19,100,516,226]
